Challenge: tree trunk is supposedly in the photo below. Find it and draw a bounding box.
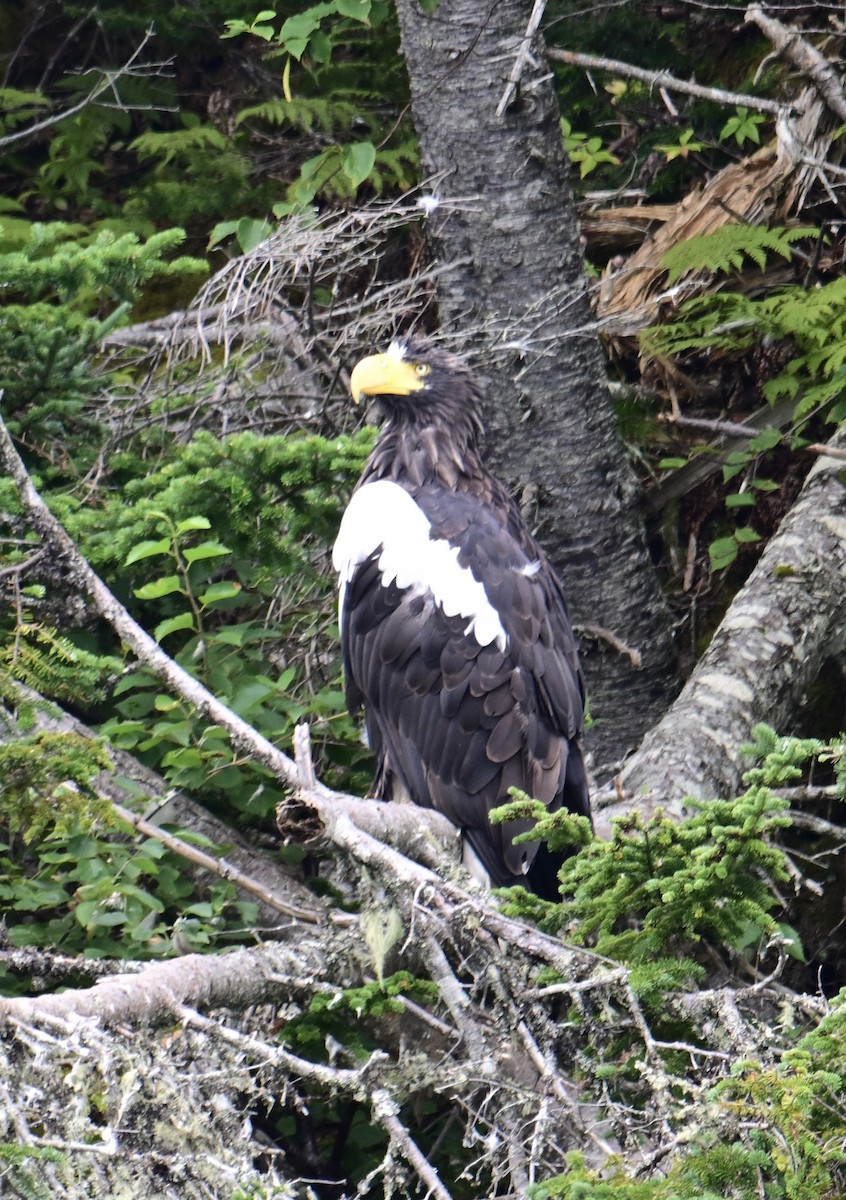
[598,432,846,826]
[392,0,679,772]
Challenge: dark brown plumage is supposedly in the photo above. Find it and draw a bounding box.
[333,337,590,897]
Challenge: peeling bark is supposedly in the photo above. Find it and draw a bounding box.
[392,0,679,771]
[598,429,846,826]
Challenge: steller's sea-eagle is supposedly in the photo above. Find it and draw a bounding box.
[332,337,590,898]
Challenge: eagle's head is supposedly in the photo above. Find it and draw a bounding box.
[349,337,484,443]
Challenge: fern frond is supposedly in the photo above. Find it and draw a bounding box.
[130,125,231,167]
[237,98,358,135]
[662,223,817,284]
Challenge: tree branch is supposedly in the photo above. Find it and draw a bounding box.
[0,946,294,1025]
[111,801,322,925]
[745,4,846,124]
[0,30,167,150]
[547,47,785,116]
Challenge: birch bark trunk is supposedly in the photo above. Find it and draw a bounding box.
[392,0,679,771]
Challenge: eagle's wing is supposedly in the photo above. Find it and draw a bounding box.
[333,479,589,888]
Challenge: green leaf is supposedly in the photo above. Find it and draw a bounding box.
[658,457,688,469]
[342,141,376,189]
[175,516,211,534]
[133,575,183,600]
[725,492,756,508]
[748,428,782,452]
[125,538,172,566]
[709,536,738,570]
[154,612,196,641]
[335,0,371,19]
[183,540,231,565]
[198,580,242,605]
[734,526,761,543]
[234,217,275,253]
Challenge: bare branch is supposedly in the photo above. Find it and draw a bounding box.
[0,946,290,1025]
[0,30,165,150]
[496,0,548,117]
[111,801,322,925]
[372,1088,455,1200]
[746,4,846,124]
[547,46,785,116]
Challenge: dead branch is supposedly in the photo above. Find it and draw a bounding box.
[0,946,294,1025]
[746,4,846,124]
[497,0,548,117]
[111,801,322,925]
[548,47,785,117]
[0,30,167,150]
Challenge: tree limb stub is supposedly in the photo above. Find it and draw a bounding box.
[602,427,846,825]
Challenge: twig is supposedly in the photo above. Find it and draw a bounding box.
[658,412,766,441]
[547,47,785,116]
[179,1005,379,1091]
[496,0,547,117]
[577,623,642,668]
[0,29,162,149]
[807,442,846,462]
[372,1088,455,1200]
[111,801,322,925]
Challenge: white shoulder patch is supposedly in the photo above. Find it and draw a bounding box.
[333,480,507,650]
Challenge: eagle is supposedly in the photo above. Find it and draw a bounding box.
[332,337,590,898]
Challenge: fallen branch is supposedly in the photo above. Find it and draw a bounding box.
[0,946,293,1026]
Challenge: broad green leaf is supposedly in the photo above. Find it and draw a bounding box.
[154,612,196,641]
[336,0,371,19]
[709,536,738,570]
[175,515,211,534]
[725,492,755,508]
[235,217,275,253]
[125,538,171,566]
[199,580,242,605]
[734,527,760,543]
[183,540,230,565]
[134,575,183,600]
[342,141,376,189]
[748,428,782,452]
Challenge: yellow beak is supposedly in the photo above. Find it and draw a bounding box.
[349,352,426,404]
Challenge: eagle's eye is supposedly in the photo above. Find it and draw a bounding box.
[414,363,431,378]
